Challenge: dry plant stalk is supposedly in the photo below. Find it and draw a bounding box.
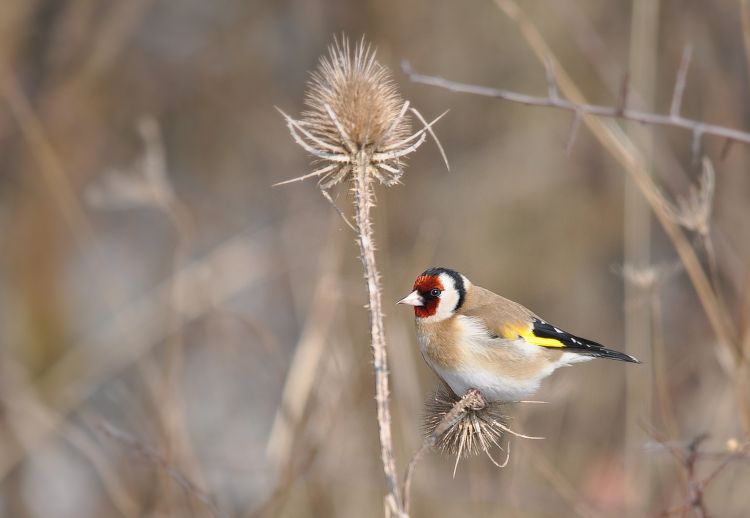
[619,262,682,403]
[86,116,203,508]
[276,36,447,515]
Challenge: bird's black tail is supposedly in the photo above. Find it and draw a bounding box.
[582,343,641,363]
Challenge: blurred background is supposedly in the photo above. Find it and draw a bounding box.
[1,0,749,516]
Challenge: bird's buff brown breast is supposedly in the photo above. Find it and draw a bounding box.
[416,317,464,370]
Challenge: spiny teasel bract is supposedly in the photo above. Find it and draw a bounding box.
[423,383,542,475]
[275,35,447,191]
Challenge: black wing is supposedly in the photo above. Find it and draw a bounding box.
[531,318,641,363]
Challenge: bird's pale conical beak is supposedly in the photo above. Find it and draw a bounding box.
[397,290,424,306]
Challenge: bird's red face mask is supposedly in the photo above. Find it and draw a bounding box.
[397,275,444,318]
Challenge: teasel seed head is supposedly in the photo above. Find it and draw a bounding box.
[304,37,410,159]
[423,384,543,475]
[275,35,448,190]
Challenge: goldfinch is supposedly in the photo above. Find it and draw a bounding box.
[397,267,640,402]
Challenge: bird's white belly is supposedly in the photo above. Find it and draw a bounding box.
[429,362,544,402]
[417,315,596,402]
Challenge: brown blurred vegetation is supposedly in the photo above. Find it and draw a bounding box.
[1,1,749,517]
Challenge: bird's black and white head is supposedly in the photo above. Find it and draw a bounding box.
[397,267,470,322]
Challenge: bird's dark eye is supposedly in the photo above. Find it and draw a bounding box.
[429,288,441,297]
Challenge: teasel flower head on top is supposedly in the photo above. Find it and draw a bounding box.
[275,35,448,191]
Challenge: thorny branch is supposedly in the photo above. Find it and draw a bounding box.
[351,149,403,513]
[403,46,750,163]
[645,427,750,518]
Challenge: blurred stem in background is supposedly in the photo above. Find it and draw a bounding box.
[624,0,659,512]
[266,221,341,471]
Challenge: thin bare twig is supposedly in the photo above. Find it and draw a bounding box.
[682,434,711,518]
[401,59,750,149]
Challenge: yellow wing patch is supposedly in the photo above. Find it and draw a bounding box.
[501,324,566,348]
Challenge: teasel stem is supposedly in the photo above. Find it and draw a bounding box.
[351,149,402,513]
